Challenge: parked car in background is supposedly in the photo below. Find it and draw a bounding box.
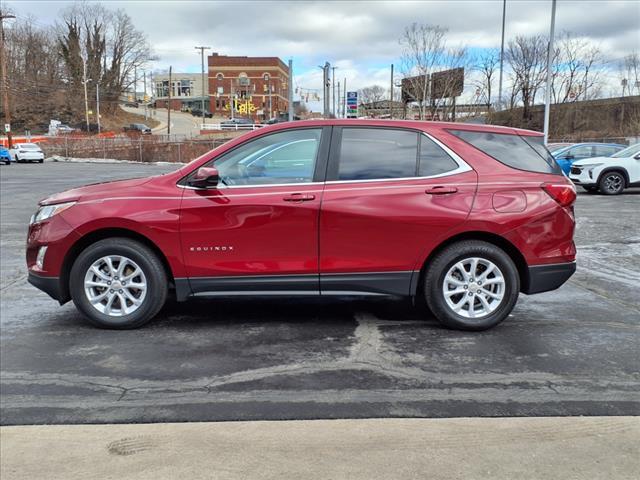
[55,124,75,134]
[123,123,152,135]
[26,120,576,331]
[191,108,213,118]
[547,142,573,154]
[552,142,626,175]
[0,146,13,165]
[569,143,640,195]
[123,101,139,108]
[10,143,45,163]
[220,117,254,129]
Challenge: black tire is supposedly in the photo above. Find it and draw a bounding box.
[582,186,597,193]
[69,238,168,329]
[38,159,44,163]
[424,240,520,331]
[598,171,625,195]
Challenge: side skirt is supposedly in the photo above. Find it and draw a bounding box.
[174,271,416,301]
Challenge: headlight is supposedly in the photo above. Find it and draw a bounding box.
[30,201,76,225]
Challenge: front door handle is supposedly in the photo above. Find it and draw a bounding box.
[283,193,316,202]
[425,186,458,195]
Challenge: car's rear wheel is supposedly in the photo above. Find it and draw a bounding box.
[69,238,168,329]
[599,171,625,195]
[424,240,520,331]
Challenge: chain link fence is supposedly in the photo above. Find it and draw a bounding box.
[40,135,233,163]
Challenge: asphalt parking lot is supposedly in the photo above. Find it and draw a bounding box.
[1,161,639,425]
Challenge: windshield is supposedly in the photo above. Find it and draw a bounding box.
[611,143,640,158]
[20,144,40,150]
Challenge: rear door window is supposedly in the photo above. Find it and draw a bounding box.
[593,145,618,157]
[448,129,562,175]
[336,128,418,180]
[418,134,459,176]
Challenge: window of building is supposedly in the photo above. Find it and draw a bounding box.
[336,128,418,181]
[238,73,250,87]
[263,73,270,81]
[216,73,224,81]
[206,129,323,186]
[449,129,561,174]
[418,134,459,176]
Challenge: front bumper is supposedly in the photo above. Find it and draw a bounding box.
[28,272,67,303]
[522,261,576,295]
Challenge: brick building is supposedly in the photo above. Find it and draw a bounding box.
[208,53,289,121]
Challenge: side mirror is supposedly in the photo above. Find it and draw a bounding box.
[189,166,219,189]
[634,153,640,160]
[563,154,574,160]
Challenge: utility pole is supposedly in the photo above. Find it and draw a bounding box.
[143,71,148,120]
[343,77,347,118]
[288,58,293,121]
[337,81,341,119]
[133,65,137,101]
[543,0,557,144]
[0,10,15,148]
[331,66,337,117]
[389,64,394,119]
[195,46,211,125]
[82,58,90,132]
[497,0,506,111]
[167,66,172,135]
[96,82,101,133]
[268,82,272,119]
[320,62,330,118]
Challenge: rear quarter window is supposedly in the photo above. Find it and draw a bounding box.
[449,129,562,175]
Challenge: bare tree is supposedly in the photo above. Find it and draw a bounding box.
[550,32,603,103]
[472,48,500,116]
[399,23,466,120]
[619,52,639,96]
[506,35,548,121]
[359,85,387,105]
[57,2,154,119]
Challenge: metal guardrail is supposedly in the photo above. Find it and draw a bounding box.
[200,123,264,131]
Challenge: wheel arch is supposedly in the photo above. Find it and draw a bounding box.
[597,167,629,187]
[413,231,529,296]
[59,227,176,303]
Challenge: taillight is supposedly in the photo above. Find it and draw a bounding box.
[541,183,576,207]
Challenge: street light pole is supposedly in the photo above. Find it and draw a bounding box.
[543,0,557,144]
[82,58,91,132]
[288,58,293,121]
[0,10,15,147]
[497,0,506,111]
[96,82,101,134]
[195,46,211,125]
[331,66,337,117]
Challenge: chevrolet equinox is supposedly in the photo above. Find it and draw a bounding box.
[27,120,576,330]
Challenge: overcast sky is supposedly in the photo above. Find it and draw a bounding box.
[7,0,640,110]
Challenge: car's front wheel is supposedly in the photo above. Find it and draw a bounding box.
[69,238,168,329]
[599,171,625,195]
[424,240,520,331]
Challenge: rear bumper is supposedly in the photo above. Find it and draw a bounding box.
[522,261,576,295]
[28,272,67,304]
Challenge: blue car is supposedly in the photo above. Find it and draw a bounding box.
[552,142,625,175]
[0,146,12,165]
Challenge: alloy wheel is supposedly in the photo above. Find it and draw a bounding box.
[602,173,623,194]
[84,255,147,316]
[442,257,505,319]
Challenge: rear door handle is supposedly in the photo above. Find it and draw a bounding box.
[425,186,458,195]
[283,193,316,202]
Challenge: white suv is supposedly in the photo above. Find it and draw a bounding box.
[569,143,640,195]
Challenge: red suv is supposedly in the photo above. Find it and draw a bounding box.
[26,120,576,331]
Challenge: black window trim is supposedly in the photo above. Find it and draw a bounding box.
[325,126,471,184]
[447,128,562,175]
[178,126,332,189]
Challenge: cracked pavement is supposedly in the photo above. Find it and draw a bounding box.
[1,162,639,425]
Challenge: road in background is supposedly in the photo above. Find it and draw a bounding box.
[1,162,639,425]
[121,106,206,137]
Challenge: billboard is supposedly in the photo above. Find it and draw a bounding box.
[401,67,464,103]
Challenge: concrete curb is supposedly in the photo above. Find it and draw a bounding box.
[2,417,639,479]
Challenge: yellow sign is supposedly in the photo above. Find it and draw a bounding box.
[224,98,257,115]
